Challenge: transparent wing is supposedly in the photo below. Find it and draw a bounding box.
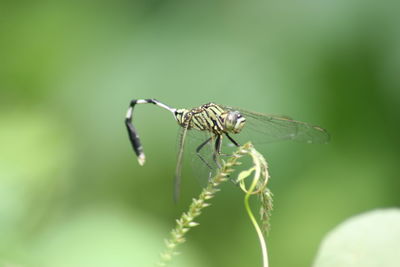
[174,125,220,198]
[187,131,219,187]
[174,124,189,202]
[220,105,330,144]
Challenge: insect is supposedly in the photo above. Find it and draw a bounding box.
[125,99,329,200]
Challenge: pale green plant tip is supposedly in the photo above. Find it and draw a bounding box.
[260,188,274,234]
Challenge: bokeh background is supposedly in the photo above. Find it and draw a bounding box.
[1,1,399,266]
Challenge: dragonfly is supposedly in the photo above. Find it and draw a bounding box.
[125,99,329,200]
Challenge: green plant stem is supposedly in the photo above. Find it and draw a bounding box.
[244,182,269,267]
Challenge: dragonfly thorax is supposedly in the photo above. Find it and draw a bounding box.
[175,103,246,135]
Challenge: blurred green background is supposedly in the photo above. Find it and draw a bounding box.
[1,1,399,266]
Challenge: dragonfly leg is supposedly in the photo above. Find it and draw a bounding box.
[213,135,222,169]
[225,133,240,147]
[222,133,241,184]
[196,137,213,170]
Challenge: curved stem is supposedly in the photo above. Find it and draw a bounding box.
[244,186,269,267]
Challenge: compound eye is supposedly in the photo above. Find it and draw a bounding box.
[229,112,239,122]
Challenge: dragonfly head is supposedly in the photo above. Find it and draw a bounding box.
[224,111,246,133]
